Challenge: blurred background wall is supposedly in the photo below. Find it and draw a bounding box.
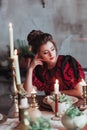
[0,0,87,68]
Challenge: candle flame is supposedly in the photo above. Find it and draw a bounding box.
[9,22,13,28]
[31,88,37,94]
[55,79,59,84]
[14,49,18,55]
[81,78,86,86]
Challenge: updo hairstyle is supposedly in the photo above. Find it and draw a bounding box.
[27,30,57,54]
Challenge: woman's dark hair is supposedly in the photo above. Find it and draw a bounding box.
[27,30,57,54]
[27,30,43,44]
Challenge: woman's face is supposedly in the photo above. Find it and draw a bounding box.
[39,41,57,65]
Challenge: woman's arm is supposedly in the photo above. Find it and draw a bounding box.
[24,67,33,96]
[23,54,43,96]
[60,81,85,98]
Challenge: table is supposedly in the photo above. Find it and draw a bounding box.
[0,95,87,130]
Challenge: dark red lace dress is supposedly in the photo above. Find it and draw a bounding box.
[32,55,85,95]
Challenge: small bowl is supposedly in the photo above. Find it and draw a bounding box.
[44,95,72,115]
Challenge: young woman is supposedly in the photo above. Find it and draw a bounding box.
[24,30,85,98]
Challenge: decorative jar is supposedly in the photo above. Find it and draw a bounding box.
[61,106,87,130]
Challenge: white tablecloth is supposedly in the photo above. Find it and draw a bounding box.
[0,109,87,130]
[0,118,18,130]
[42,111,66,130]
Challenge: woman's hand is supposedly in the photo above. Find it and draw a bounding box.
[29,54,43,70]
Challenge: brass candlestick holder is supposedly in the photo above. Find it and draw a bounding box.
[17,84,29,122]
[51,93,61,121]
[28,92,42,120]
[80,85,87,110]
[9,58,19,118]
[30,92,39,108]
[14,108,29,130]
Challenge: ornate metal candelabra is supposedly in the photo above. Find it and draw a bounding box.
[9,58,19,118]
[83,85,87,106]
[30,92,39,108]
[80,85,87,110]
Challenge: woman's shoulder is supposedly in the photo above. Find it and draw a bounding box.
[58,55,79,66]
[58,55,76,61]
[58,55,65,59]
[58,54,74,58]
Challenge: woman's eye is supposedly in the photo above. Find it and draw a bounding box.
[51,48,55,51]
[43,51,48,54]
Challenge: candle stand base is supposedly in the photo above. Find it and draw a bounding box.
[8,97,19,118]
[14,122,29,130]
[51,113,62,121]
[19,107,29,122]
[9,57,21,118]
[13,100,19,118]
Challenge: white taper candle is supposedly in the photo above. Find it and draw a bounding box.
[14,49,21,85]
[54,79,59,94]
[9,22,14,58]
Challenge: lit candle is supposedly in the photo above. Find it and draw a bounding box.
[20,97,29,108]
[54,80,59,115]
[31,88,37,94]
[54,79,59,94]
[81,78,86,86]
[14,49,21,85]
[9,22,14,58]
